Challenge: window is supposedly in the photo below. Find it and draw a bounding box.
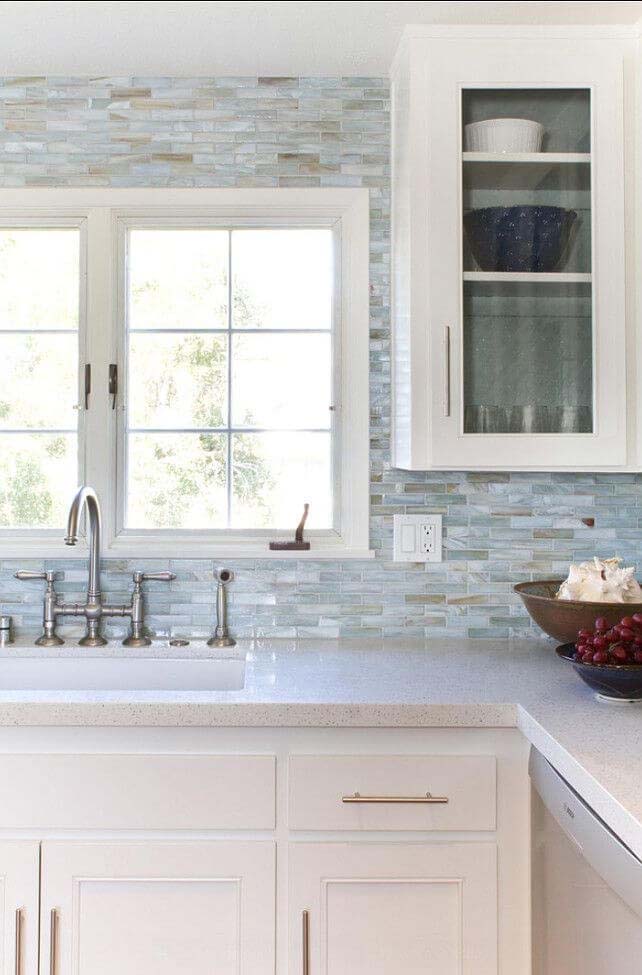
[125,228,333,531]
[0,226,82,530]
[0,189,370,559]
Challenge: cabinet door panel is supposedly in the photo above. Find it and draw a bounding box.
[424,40,626,469]
[41,841,275,975]
[0,754,275,830]
[0,843,39,975]
[392,36,629,470]
[326,878,460,974]
[288,754,496,830]
[289,842,497,975]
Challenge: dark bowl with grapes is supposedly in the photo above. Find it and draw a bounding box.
[556,643,642,702]
[514,580,642,643]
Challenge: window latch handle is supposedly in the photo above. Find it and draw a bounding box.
[84,363,91,410]
[269,503,311,551]
[108,364,118,410]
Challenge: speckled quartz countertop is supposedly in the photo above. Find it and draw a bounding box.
[0,637,639,858]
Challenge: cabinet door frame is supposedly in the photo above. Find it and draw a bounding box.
[40,840,275,975]
[0,842,39,975]
[288,841,497,975]
[403,35,628,470]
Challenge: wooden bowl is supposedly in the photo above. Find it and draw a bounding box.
[513,580,642,644]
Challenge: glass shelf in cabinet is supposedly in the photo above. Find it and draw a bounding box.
[463,271,591,283]
[462,152,590,164]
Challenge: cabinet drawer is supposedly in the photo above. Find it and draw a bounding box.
[289,755,496,830]
[0,753,275,830]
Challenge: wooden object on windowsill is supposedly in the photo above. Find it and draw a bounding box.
[269,504,311,551]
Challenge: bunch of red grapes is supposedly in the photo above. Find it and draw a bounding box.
[575,614,642,666]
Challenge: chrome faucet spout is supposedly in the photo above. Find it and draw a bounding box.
[65,485,102,598]
[16,485,174,648]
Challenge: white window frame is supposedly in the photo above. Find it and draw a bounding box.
[0,188,372,560]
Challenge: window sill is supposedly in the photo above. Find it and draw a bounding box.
[102,538,376,561]
[0,537,375,562]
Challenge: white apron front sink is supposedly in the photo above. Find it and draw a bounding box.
[0,654,246,692]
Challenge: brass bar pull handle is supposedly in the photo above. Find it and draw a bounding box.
[302,910,310,975]
[14,909,22,975]
[49,908,58,975]
[442,325,451,418]
[342,792,449,804]
[84,363,91,410]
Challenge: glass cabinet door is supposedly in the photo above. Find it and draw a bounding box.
[461,89,593,436]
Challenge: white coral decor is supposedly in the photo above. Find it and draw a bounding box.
[557,557,642,603]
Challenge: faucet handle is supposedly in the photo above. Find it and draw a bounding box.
[132,571,176,585]
[15,570,62,584]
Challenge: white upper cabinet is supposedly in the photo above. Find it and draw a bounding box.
[391,28,637,470]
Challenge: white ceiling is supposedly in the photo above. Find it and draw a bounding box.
[1,1,641,77]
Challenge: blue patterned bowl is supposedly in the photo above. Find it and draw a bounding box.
[464,205,577,272]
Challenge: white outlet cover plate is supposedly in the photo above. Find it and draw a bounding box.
[393,514,443,563]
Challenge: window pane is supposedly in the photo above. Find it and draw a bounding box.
[128,230,228,330]
[0,229,79,330]
[232,333,331,428]
[0,225,80,531]
[129,333,227,429]
[232,229,333,329]
[0,434,77,528]
[124,224,337,535]
[126,433,227,529]
[231,432,331,529]
[0,333,77,429]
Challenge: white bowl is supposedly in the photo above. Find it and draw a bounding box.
[464,118,544,153]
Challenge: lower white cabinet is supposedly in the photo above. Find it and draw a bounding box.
[0,843,39,975]
[289,842,498,975]
[0,728,530,975]
[39,841,275,975]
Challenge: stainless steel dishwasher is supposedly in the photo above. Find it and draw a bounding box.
[530,747,642,974]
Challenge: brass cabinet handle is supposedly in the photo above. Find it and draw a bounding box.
[342,792,449,804]
[14,909,22,975]
[442,324,451,418]
[49,909,58,975]
[302,909,309,975]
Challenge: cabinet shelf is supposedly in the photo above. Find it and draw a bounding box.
[463,271,591,283]
[463,152,590,164]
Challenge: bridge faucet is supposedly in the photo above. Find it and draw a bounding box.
[15,485,175,647]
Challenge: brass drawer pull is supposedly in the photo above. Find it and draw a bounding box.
[342,791,449,804]
[442,324,451,418]
[14,909,22,975]
[49,909,58,975]
[302,909,310,975]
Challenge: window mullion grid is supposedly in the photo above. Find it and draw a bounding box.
[123,224,334,535]
[128,427,332,434]
[127,327,331,335]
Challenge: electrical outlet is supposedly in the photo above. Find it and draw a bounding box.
[421,522,436,555]
[393,514,443,563]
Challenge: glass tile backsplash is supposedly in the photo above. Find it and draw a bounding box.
[0,76,638,639]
